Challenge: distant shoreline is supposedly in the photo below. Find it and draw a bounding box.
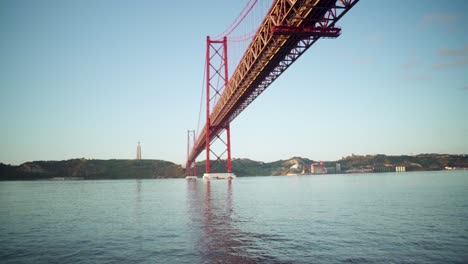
[1,154,467,181]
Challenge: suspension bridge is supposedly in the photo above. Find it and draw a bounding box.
[186,0,359,180]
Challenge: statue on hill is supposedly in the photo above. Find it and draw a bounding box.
[136,142,142,160]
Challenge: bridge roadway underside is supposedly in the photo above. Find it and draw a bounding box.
[188,0,358,165]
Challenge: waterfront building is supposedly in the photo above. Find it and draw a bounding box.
[374,166,394,173]
[395,166,406,172]
[310,162,327,174]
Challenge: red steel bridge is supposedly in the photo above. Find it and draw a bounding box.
[186,0,359,178]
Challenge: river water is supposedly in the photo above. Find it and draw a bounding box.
[1,171,467,263]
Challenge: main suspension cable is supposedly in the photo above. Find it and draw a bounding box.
[213,0,258,40]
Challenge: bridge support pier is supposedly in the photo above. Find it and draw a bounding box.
[203,173,236,180]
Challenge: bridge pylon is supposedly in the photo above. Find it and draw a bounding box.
[203,36,235,180]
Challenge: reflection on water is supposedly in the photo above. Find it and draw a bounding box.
[187,180,280,263]
[136,179,142,203]
[134,179,142,223]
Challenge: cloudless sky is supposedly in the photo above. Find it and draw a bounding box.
[1,0,467,166]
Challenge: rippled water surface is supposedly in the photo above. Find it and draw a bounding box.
[1,171,468,263]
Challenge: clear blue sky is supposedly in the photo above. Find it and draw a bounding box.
[1,0,467,165]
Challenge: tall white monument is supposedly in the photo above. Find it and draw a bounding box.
[136,142,142,160]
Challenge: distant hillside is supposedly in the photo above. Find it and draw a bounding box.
[192,154,468,176]
[338,154,468,172]
[1,154,467,180]
[194,157,315,177]
[0,159,184,180]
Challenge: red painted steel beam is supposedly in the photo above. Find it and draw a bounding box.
[272,25,341,37]
[205,36,211,173]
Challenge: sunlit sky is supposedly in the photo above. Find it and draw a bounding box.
[1,0,467,165]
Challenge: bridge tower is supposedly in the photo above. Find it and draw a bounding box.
[203,36,235,180]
